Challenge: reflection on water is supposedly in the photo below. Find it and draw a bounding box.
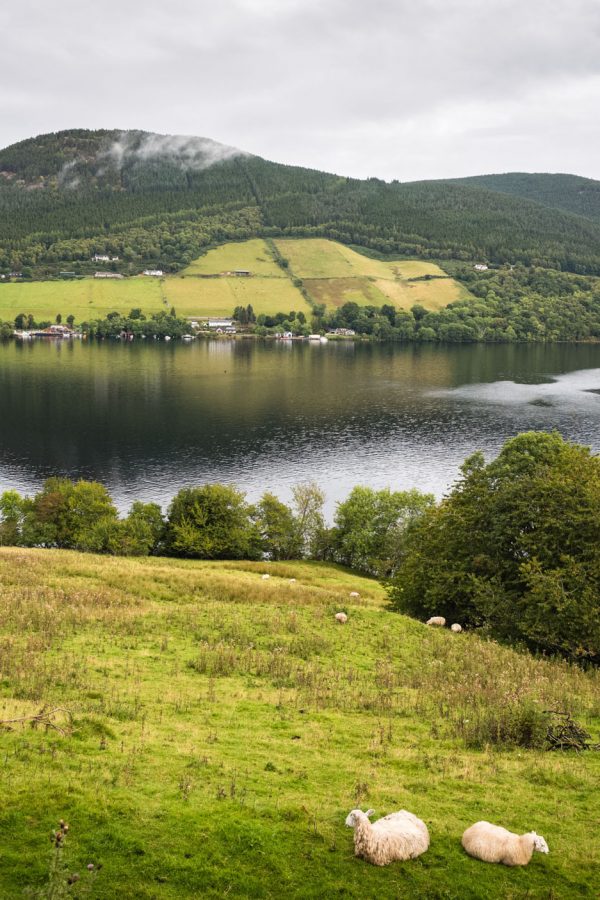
[1,340,599,515]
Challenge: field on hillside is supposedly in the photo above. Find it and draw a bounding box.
[275,238,468,310]
[182,239,286,278]
[0,548,598,899]
[167,274,310,318]
[0,278,165,323]
[0,239,467,325]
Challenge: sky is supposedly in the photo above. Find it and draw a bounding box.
[2,0,600,182]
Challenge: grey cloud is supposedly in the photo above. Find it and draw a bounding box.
[1,0,600,181]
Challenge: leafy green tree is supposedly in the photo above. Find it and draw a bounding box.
[164,485,261,559]
[27,478,118,550]
[0,490,30,545]
[255,493,302,559]
[108,501,164,556]
[332,486,434,576]
[291,482,327,558]
[389,432,600,661]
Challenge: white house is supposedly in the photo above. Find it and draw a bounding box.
[474,264,489,271]
[94,272,124,279]
[208,319,235,329]
[143,269,164,277]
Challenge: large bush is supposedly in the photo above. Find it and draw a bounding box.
[389,432,600,661]
[163,485,261,559]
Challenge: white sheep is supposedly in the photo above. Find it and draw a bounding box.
[426,616,446,627]
[289,578,297,584]
[345,808,430,866]
[335,612,348,624]
[349,591,360,598]
[461,821,549,866]
[261,574,270,580]
[450,623,462,633]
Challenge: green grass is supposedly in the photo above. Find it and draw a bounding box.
[0,239,469,325]
[166,273,310,318]
[181,239,287,278]
[275,238,469,310]
[0,239,312,323]
[0,278,165,323]
[0,548,598,898]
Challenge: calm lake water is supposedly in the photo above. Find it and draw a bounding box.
[1,339,600,515]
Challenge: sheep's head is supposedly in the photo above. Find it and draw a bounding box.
[531,833,549,854]
[345,809,375,828]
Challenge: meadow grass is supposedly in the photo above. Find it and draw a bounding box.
[0,240,466,324]
[166,275,311,318]
[0,548,598,898]
[275,238,468,311]
[181,239,286,278]
[0,278,165,323]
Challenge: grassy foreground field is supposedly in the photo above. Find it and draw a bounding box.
[0,239,468,325]
[0,548,598,898]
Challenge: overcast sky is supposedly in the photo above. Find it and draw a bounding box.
[2,0,600,182]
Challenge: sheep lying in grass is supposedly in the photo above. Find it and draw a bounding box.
[450,623,462,633]
[426,616,446,627]
[349,591,360,598]
[462,821,549,866]
[335,612,348,624]
[345,808,430,866]
[261,574,270,580]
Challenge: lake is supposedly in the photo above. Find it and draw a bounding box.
[1,339,600,516]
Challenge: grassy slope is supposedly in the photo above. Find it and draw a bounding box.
[0,239,466,324]
[0,548,598,899]
[275,238,468,310]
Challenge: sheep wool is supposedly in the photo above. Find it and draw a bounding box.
[462,821,549,867]
[261,574,270,580]
[426,616,446,626]
[345,809,430,866]
[349,591,360,598]
[335,612,348,624]
[450,623,462,633]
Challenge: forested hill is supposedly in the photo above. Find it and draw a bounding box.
[447,173,600,225]
[4,129,600,277]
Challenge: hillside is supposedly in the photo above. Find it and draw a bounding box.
[0,239,466,324]
[0,547,598,898]
[448,173,600,224]
[4,130,600,279]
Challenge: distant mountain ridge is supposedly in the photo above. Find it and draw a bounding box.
[446,172,600,224]
[3,129,600,277]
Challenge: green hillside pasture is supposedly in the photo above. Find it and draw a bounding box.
[0,271,311,324]
[166,275,311,318]
[0,547,598,899]
[0,278,165,323]
[275,238,467,310]
[182,238,286,278]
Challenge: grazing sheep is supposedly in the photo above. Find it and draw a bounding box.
[289,578,297,584]
[261,574,270,580]
[426,616,446,627]
[349,591,360,598]
[345,808,430,866]
[450,623,462,633]
[462,821,549,866]
[335,612,348,624]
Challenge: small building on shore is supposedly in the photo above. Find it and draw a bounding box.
[94,271,124,279]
